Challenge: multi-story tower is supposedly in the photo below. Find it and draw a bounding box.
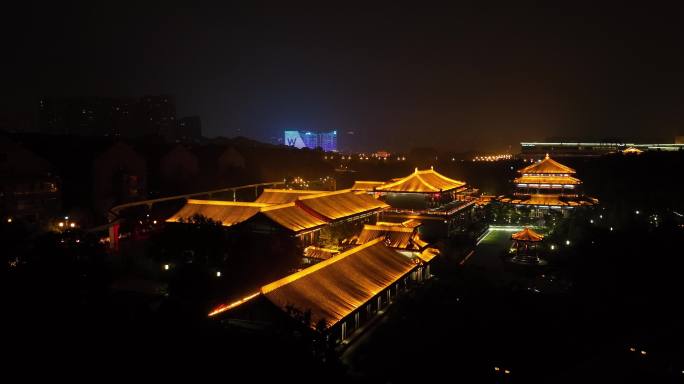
[500,154,597,208]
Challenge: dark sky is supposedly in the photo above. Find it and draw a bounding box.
[4,2,684,152]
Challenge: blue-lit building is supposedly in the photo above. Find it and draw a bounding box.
[284,130,337,152]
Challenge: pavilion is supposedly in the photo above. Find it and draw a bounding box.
[510,227,546,265]
[499,154,598,210]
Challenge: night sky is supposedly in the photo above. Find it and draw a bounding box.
[4,3,684,152]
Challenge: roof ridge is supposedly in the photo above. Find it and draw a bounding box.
[186,199,270,207]
[426,168,466,185]
[414,173,440,191]
[259,202,296,211]
[363,224,414,232]
[520,156,576,174]
[296,188,353,200]
[261,188,328,194]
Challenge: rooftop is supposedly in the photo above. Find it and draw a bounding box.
[357,222,427,250]
[261,238,417,329]
[519,154,576,175]
[375,167,466,193]
[166,199,268,226]
[296,189,388,221]
[511,227,544,242]
[255,189,328,204]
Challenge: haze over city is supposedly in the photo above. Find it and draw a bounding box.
[4,3,684,152]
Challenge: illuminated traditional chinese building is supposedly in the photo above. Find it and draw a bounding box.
[499,154,597,209]
[167,189,388,248]
[356,220,427,251]
[622,146,643,155]
[208,238,439,345]
[510,227,545,265]
[352,167,478,237]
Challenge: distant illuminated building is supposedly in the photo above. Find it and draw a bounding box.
[622,146,643,155]
[374,150,391,159]
[521,139,684,157]
[499,154,597,209]
[284,130,337,152]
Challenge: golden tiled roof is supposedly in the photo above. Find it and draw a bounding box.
[166,199,268,226]
[303,246,340,260]
[255,189,327,204]
[297,190,388,221]
[261,238,417,329]
[511,227,544,242]
[260,203,327,232]
[168,189,389,231]
[351,181,386,191]
[375,167,466,193]
[519,154,576,174]
[417,247,439,263]
[357,225,414,249]
[400,219,422,228]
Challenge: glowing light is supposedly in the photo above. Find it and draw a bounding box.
[550,245,555,250]
[216,271,221,277]
[504,370,511,375]
[164,264,169,270]
[64,216,69,220]
[635,210,639,215]
[629,347,636,352]
[494,367,500,371]
[6,218,12,223]
[565,240,570,246]
[610,227,613,231]
[590,219,594,223]
[70,222,76,228]
[58,222,64,227]
[640,350,647,355]
[153,220,157,224]
[208,292,261,316]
